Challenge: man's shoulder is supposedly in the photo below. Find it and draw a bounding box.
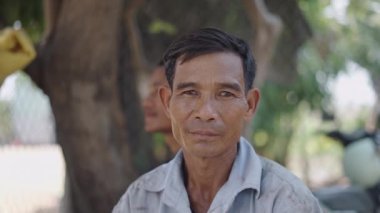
[259,157,309,194]
[113,163,171,212]
[239,138,313,197]
[258,157,322,212]
[129,162,170,192]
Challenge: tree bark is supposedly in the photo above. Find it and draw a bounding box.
[29,0,137,212]
[265,0,312,85]
[241,0,283,140]
[242,0,283,88]
[124,0,152,96]
[124,0,149,74]
[121,0,169,174]
[42,0,62,40]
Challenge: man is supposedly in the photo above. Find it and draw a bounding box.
[142,64,180,154]
[114,28,322,212]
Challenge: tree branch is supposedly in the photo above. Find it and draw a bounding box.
[25,0,63,92]
[43,0,62,41]
[242,0,283,139]
[124,0,149,76]
[242,0,283,88]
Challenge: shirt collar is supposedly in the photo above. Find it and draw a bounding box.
[141,137,263,209]
[225,137,262,198]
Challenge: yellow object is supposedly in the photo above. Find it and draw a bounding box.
[0,28,36,84]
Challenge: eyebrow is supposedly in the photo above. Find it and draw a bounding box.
[176,82,197,90]
[175,82,243,92]
[218,82,243,92]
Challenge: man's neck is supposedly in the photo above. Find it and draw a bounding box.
[182,146,237,213]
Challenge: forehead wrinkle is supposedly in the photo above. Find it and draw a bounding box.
[174,53,245,90]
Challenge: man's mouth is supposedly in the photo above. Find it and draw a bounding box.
[189,130,219,136]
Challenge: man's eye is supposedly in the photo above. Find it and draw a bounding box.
[219,91,234,97]
[182,90,198,96]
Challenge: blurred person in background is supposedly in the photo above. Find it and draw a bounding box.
[142,62,180,154]
[0,27,36,85]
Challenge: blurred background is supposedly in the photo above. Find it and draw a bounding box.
[0,0,379,212]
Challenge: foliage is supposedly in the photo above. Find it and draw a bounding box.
[345,0,380,79]
[148,19,177,35]
[0,0,43,42]
[250,0,380,163]
[251,51,327,161]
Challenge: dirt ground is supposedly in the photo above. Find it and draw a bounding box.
[0,145,64,213]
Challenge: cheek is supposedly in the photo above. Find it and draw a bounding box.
[169,98,193,119]
[169,107,187,130]
[170,119,184,144]
[218,101,248,130]
[168,102,192,139]
[219,99,248,117]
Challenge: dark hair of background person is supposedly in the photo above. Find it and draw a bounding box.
[162,27,256,93]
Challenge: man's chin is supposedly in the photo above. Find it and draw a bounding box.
[185,146,222,159]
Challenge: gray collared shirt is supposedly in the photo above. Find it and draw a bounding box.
[113,137,322,213]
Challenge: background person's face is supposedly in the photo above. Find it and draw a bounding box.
[142,67,172,133]
[163,52,258,158]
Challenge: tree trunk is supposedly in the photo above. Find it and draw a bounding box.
[29,0,138,212]
[242,0,283,88]
[241,0,283,140]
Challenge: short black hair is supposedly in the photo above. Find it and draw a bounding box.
[162,27,256,92]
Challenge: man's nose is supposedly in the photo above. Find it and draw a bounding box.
[194,98,218,122]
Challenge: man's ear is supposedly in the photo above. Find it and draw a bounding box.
[245,88,260,121]
[159,85,172,117]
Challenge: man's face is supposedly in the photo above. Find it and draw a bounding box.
[160,52,259,158]
[142,67,172,133]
